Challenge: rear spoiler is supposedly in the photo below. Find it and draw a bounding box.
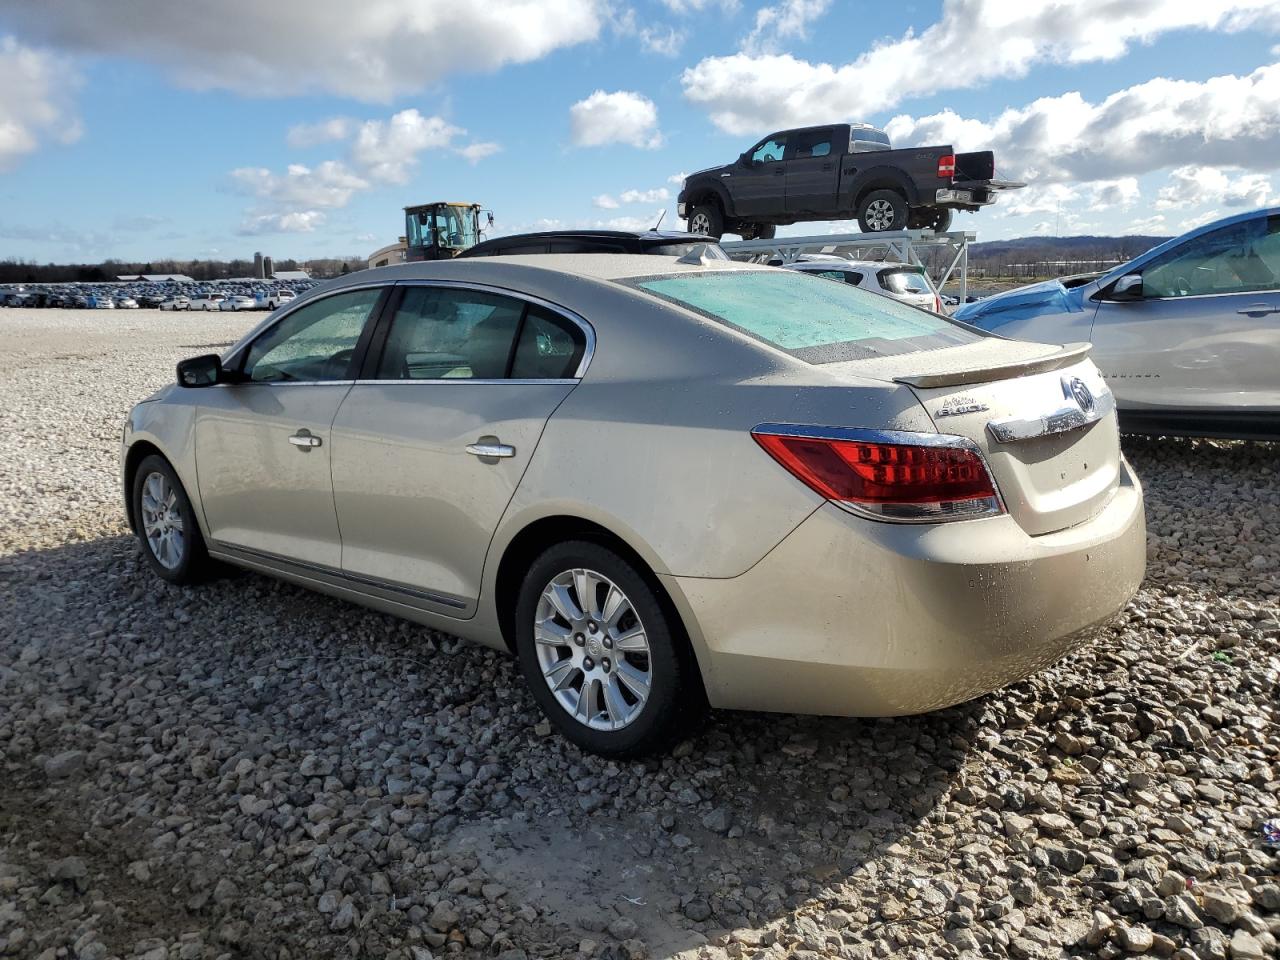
[893,342,1091,389]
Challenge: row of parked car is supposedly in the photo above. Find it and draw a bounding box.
[1,281,316,311]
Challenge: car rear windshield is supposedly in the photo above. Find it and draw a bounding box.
[627,270,980,362]
[645,241,730,259]
[878,267,931,295]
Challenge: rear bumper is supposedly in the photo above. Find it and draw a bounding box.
[666,458,1146,716]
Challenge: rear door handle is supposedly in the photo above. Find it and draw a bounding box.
[288,429,322,451]
[1237,304,1280,316]
[466,441,515,459]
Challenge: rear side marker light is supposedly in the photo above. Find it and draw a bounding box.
[752,425,1004,522]
[937,154,956,178]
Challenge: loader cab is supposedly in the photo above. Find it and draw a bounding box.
[404,202,488,261]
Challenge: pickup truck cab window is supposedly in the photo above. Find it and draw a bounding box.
[751,137,786,164]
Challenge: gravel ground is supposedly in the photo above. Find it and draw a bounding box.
[0,307,1277,960]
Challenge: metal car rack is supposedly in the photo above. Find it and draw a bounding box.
[719,228,975,304]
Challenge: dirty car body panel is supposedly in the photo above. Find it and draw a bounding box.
[123,254,1145,747]
[955,208,1280,439]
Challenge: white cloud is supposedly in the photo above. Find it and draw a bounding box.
[658,0,739,12]
[681,0,1280,134]
[569,89,663,149]
[238,210,327,235]
[231,108,501,233]
[620,187,670,203]
[742,0,831,55]
[667,172,688,184]
[0,36,81,171]
[230,161,369,209]
[593,187,670,208]
[351,109,463,184]
[457,141,502,164]
[1125,214,1168,234]
[286,117,354,148]
[0,0,605,101]
[638,24,685,56]
[883,63,1280,185]
[1089,178,1140,211]
[1155,165,1272,209]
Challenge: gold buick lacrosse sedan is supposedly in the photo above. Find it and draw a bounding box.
[122,254,1146,755]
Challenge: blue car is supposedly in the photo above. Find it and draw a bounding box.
[956,208,1280,440]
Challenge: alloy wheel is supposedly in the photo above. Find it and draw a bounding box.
[534,568,652,731]
[690,212,711,235]
[865,199,895,230]
[140,471,185,570]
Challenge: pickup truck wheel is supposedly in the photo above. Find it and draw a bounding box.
[751,224,776,240]
[687,204,724,240]
[925,208,953,232]
[857,190,908,232]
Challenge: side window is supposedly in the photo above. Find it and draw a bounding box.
[1142,216,1280,298]
[243,288,381,382]
[793,130,833,159]
[375,287,523,380]
[751,136,787,164]
[511,305,587,379]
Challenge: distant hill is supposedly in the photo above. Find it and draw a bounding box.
[967,234,1172,278]
[971,234,1170,259]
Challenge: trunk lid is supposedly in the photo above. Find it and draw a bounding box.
[829,341,1122,536]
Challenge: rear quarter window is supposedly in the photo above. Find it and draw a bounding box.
[627,270,979,363]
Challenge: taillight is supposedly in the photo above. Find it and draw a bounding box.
[752,426,1003,522]
[937,154,955,179]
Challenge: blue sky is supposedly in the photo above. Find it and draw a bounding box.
[0,0,1278,263]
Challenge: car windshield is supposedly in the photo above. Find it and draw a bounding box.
[879,268,931,295]
[627,270,979,362]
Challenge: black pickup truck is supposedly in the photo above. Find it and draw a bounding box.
[677,123,1024,239]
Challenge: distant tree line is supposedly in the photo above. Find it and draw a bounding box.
[0,255,368,284]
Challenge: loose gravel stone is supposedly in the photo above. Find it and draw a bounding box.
[0,307,1277,959]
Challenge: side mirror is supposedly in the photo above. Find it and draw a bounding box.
[177,353,223,388]
[1110,274,1143,300]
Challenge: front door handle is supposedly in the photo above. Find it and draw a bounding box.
[466,441,515,459]
[1237,304,1280,316]
[288,429,322,451]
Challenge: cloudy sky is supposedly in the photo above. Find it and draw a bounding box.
[0,0,1278,262]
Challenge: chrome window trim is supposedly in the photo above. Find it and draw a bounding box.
[209,379,356,388]
[352,378,580,386]
[750,422,1007,524]
[389,278,596,380]
[1102,287,1280,304]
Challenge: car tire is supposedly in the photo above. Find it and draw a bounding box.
[131,454,214,585]
[745,223,776,240]
[687,203,724,240]
[514,540,703,757]
[857,190,909,232]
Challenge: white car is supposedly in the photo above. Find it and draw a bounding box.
[159,295,190,311]
[783,257,942,313]
[189,294,227,311]
[219,295,256,312]
[260,289,296,310]
[115,296,139,309]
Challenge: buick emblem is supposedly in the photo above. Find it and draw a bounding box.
[1063,376,1095,414]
